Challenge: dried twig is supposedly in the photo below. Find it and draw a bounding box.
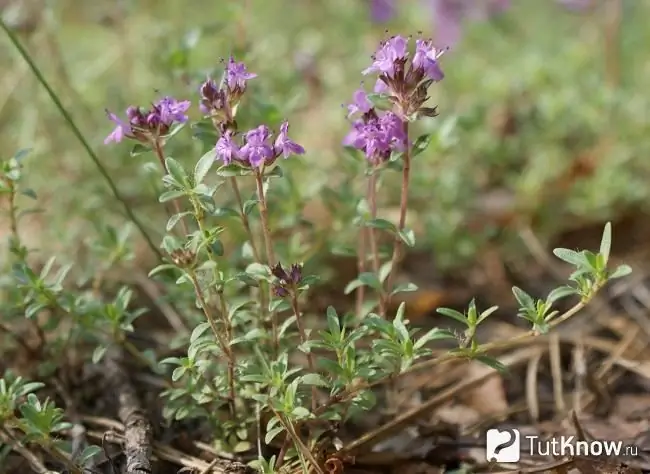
[104,348,153,474]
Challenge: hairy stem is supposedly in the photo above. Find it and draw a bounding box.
[367,170,385,315]
[290,292,317,412]
[383,121,411,317]
[189,272,236,418]
[254,169,279,356]
[230,177,262,262]
[153,139,190,238]
[0,19,160,261]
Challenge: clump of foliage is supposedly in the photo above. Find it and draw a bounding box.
[0,30,631,474]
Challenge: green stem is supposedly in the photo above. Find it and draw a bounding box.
[0,19,160,261]
[188,271,236,418]
[254,169,278,357]
[367,169,385,315]
[383,121,411,317]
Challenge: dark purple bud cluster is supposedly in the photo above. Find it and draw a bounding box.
[104,96,190,145]
[199,57,257,129]
[270,262,303,298]
[215,121,305,169]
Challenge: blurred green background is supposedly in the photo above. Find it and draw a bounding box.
[1,0,647,271]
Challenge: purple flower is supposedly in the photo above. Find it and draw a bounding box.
[239,125,275,168]
[104,95,190,145]
[155,96,191,125]
[215,122,304,169]
[274,121,305,158]
[344,110,406,164]
[370,0,396,22]
[413,39,445,82]
[104,111,132,144]
[362,35,409,77]
[215,131,240,165]
[226,56,257,91]
[347,89,373,117]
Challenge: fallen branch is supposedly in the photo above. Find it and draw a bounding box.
[105,348,153,474]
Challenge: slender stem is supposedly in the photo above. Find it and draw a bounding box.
[153,140,191,238]
[0,428,50,474]
[7,181,19,244]
[254,171,276,264]
[383,121,411,317]
[355,225,368,318]
[254,170,279,356]
[290,292,317,413]
[271,409,325,474]
[0,19,160,261]
[367,170,385,315]
[230,177,262,262]
[189,272,236,418]
[320,289,601,422]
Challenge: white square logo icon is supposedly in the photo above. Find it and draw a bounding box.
[486,428,520,462]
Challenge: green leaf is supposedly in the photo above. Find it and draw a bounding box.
[76,445,102,465]
[91,346,107,364]
[609,264,632,280]
[391,282,418,295]
[299,373,329,387]
[212,207,240,218]
[325,306,341,339]
[512,286,535,311]
[358,272,383,291]
[217,163,252,177]
[191,322,212,342]
[265,426,284,445]
[246,263,271,281]
[165,157,188,185]
[436,307,467,325]
[159,190,186,203]
[148,264,177,278]
[552,248,586,267]
[546,285,576,303]
[474,355,507,373]
[378,261,392,284]
[130,143,150,157]
[243,199,259,216]
[291,407,311,419]
[166,212,191,231]
[398,228,416,247]
[194,149,216,184]
[264,166,283,178]
[365,218,397,233]
[413,328,456,350]
[599,222,612,266]
[411,133,433,157]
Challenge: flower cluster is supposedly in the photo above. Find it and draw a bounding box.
[104,97,190,145]
[270,262,303,297]
[343,35,444,164]
[344,90,407,164]
[199,56,257,129]
[216,121,304,169]
[363,35,444,117]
